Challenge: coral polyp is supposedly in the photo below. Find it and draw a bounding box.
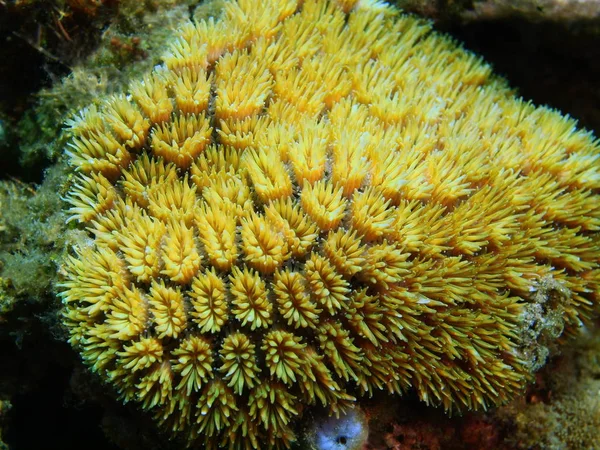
[58,0,600,448]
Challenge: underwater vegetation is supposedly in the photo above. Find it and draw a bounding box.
[55,0,600,448]
[497,328,600,450]
[509,329,600,450]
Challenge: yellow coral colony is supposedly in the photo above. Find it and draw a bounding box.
[59,0,600,448]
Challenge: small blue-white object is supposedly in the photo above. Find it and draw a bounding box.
[308,408,368,450]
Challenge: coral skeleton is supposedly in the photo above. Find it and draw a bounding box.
[59,0,600,448]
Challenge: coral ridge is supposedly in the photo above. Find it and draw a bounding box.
[58,0,600,448]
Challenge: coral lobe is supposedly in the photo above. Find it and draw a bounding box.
[58,0,600,448]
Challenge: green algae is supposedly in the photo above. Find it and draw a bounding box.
[0,163,68,315]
